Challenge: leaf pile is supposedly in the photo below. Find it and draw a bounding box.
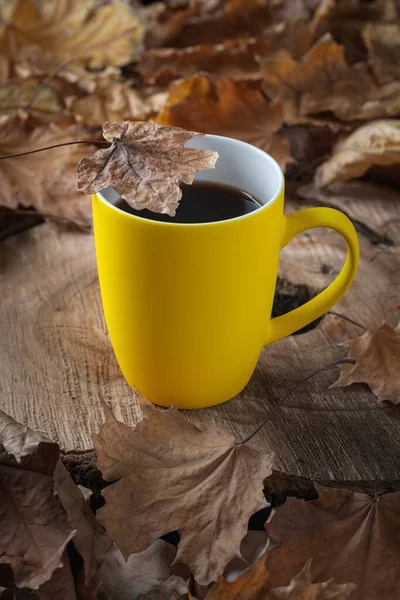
[2,0,400,227]
[4,378,400,600]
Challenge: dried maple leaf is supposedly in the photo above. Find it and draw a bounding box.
[265,486,400,600]
[315,120,400,188]
[82,539,179,600]
[158,75,293,170]
[77,120,218,216]
[93,397,273,585]
[0,410,110,590]
[331,317,400,403]
[69,80,166,127]
[197,554,355,599]
[362,23,400,85]
[261,33,400,126]
[0,120,96,229]
[0,412,75,590]
[1,0,144,69]
[267,560,356,599]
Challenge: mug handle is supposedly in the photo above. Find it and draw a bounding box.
[265,207,360,345]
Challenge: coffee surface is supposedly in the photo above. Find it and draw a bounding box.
[114,181,262,224]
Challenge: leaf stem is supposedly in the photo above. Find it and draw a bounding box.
[22,57,75,112]
[238,358,356,445]
[327,310,367,331]
[0,140,109,160]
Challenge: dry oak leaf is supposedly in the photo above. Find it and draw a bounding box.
[82,539,180,600]
[1,0,144,68]
[0,558,77,600]
[315,120,400,188]
[139,575,188,600]
[362,23,400,85]
[69,79,167,127]
[158,75,293,170]
[331,317,400,403]
[261,33,400,126]
[94,397,273,585]
[0,411,75,590]
[0,121,96,229]
[77,120,218,216]
[265,486,400,600]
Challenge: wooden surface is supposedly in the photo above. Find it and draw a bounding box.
[1,182,400,488]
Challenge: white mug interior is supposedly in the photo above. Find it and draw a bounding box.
[98,134,284,211]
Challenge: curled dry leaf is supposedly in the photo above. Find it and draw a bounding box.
[315,120,400,187]
[266,486,400,600]
[139,575,188,600]
[0,409,110,592]
[332,316,400,403]
[93,396,273,585]
[0,121,96,229]
[267,560,356,599]
[261,33,400,126]
[0,411,75,590]
[82,539,179,600]
[139,22,312,88]
[0,557,77,600]
[362,23,400,85]
[158,75,293,170]
[1,0,144,68]
[145,0,273,49]
[14,45,120,94]
[69,80,166,127]
[0,79,67,127]
[77,120,218,216]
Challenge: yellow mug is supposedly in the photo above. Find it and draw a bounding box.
[93,134,359,409]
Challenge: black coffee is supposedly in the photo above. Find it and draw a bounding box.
[114,181,262,224]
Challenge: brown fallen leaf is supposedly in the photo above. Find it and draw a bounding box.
[93,396,273,585]
[266,486,400,600]
[0,409,110,591]
[261,33,400,126]
[81,539,180,600]
[158,75,293,170]
[362,23,400,85]
[198,555,355,599]
[315,120,400,187]
[77,120,218,216]
[0,79,66,126]
[139,575,188,600]
[0,120,96,228]
[267,560,356,599]
[0,558,77,600]
[14,45,120,94]
[332,317,400,403]
[0,412,75,590]
[145,0,273,49]
[139,22,312,88]
[53,461,112,580]
[69,79,166,127]
[1,0,144,68]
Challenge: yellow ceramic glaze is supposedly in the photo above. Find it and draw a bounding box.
[93,135,359,408]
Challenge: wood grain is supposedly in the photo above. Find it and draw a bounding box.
[1,181,400,486]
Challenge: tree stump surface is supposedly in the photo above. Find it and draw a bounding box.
[1,183,400,493]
